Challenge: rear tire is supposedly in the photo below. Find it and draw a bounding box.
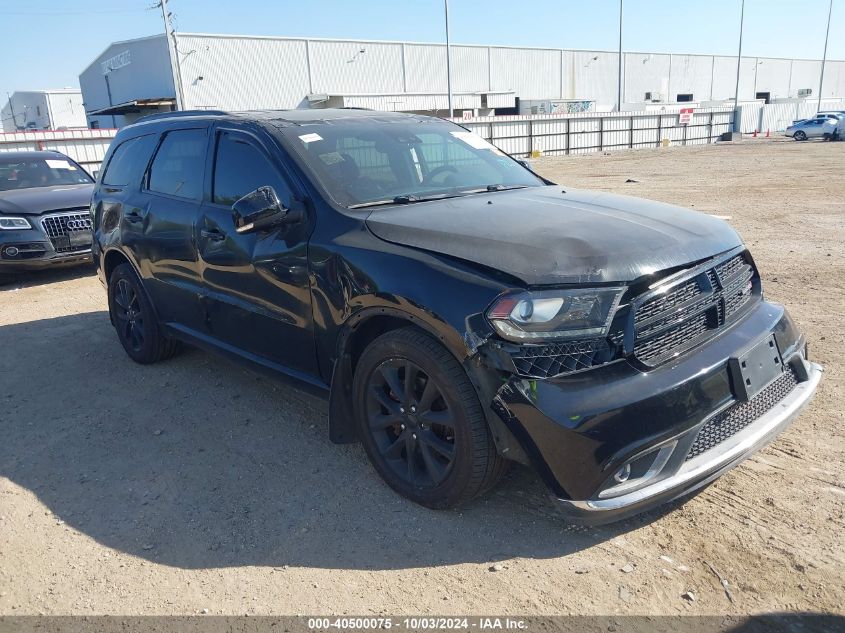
[794,131,807,141]
[107,263,180,364]
[353,327,507,509]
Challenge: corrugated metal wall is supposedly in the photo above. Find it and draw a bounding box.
[569,51,618,106]
[79,36,174,114]
[489,47,561,99]
[624,53,671,103]
[740,98,845,133]
[668,55,713,100]
[78,33,845,115]
[178,35,311,110]
[0,129,117,174]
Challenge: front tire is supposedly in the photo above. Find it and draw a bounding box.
[353,327,506,509]
[794,131,807,141]
[107,263,180,364]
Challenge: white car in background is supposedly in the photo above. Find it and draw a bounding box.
[785,117,839,141]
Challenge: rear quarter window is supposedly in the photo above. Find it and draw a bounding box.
[101,134,159,187]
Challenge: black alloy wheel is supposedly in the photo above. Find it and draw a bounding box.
[353,327,506,509]
[113,277,145,353]
[366,357,456,487]
[107,263,180,364]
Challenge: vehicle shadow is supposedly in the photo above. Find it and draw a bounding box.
[0,263,97,290]
[0,312,671,571]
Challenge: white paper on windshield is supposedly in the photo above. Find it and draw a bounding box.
[45,159,73,169]
[299,133,323,143]
[450,131,504,154]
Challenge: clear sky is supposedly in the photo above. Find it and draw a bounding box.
[1,0,842,103]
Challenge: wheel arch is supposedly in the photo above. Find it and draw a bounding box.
[102,247,160,327]
[327,304,472,445]
[103,247,139,284]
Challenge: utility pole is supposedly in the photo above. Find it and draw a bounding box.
[732,0,745,132]
[159,0,184,110]
[817,0,833,112]
[616,0,623,111]
[444,0,454,118]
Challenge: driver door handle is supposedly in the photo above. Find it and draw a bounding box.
[200,228,226,242]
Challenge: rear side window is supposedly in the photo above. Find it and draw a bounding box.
[212,132,292,206]
[102,135,158,186]
[148,129,207,200]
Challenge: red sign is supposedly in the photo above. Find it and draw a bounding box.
[679,107,694,125]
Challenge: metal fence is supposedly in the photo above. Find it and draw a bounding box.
[738,99,845,134]
[0,109,739,176]
[457,108,735,157]
[0,128,118,176]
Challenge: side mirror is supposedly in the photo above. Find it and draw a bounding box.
[517,159,533,171]
[232,186,300,234]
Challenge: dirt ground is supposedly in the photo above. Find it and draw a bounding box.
[0,137,842,617]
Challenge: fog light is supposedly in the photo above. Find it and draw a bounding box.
[613,463,631,483]
[5,246,19,257]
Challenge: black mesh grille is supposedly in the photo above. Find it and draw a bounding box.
[635,313,709,363]
[40,211,92,253]
[686,367,799,461]
[633,253,756,366]
[635,278,702,325]
[509,339,611,379]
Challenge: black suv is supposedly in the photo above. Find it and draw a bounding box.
[91,109,821,523]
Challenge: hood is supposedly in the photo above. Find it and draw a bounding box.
[0,184,94,216]
[365,185,743,285]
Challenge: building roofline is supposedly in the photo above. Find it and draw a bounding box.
[174,31,844,64]
[6,89,82,96]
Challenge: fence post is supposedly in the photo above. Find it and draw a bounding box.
[657,114,662,147]
[565,118,571,155]
[708,111,714,143]
[683,119,688,146]
[629,116,634,149]
[528,118,534,157]
[599,116,604,152]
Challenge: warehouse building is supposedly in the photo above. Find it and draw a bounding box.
[78,32,845,128]
[1,89,87,132]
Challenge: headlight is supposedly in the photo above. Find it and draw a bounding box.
[487,287,625,342]
[0,217,31,230]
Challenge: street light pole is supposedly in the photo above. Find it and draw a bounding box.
[616,0,623,111]
[732,0,745,132]
[445,0,454,118]
[817,0,833,112]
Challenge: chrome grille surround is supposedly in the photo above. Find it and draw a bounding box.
[40,210,92,254]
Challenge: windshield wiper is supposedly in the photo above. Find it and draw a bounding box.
[455,184,530,195]
[348,193,463,209]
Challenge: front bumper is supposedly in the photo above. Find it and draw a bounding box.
[558,358,821,524]
[489,300,821,525]
[0,225,91,272]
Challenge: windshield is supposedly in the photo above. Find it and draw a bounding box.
[279,118,544,208]
[0,156,92,192]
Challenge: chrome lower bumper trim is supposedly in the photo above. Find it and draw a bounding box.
[559,360,822,514]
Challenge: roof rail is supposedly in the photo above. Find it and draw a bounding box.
[135,109,229,123]
[338,106,374,111]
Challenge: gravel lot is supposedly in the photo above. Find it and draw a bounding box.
[0,137,842,617]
